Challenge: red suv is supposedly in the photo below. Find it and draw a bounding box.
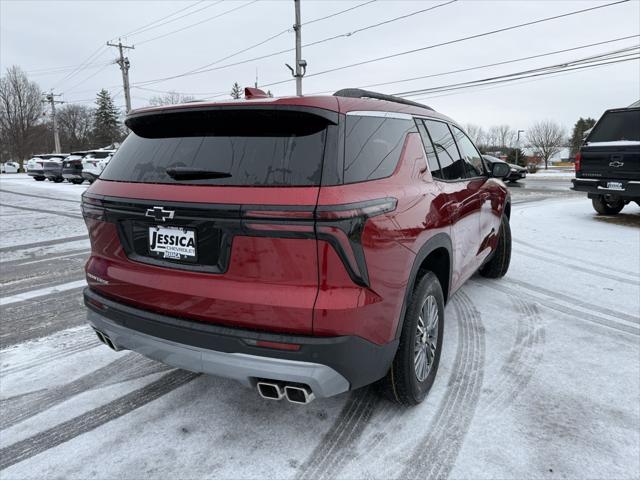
[82,88,512,406]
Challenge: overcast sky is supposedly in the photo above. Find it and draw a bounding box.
[2,0,639,133]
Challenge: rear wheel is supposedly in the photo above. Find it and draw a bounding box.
[34,176,45,181]
[71,179,84,185]
[592,195,624,215]
[377,272,444,406]
[479,214,511,278]
[53,177,64,183]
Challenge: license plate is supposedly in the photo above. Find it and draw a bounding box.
[606,182,624,191]
[148,226,197,261]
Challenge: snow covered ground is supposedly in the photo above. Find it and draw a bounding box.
[1,176,638,479]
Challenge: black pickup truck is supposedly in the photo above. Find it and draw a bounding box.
[572,106,640,214]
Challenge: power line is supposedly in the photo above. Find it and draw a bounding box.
[133,0,458,87]
[399,54,639,98]
[120,0,210,38]
[304,0,378,26]
[63,63,113,95]
[135,0,260,46]
[305,35,640,95]
[52,45,110,89]
[259,0,631,88]
[411,58,636,102]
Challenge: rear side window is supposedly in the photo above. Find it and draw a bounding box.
[423,119,465,181]
[101,110,329,186]
[588,109,640,142]
[343,115,414,183]
[416,120,443,178]
[451,126,485,177]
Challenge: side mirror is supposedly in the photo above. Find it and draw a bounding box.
[491,162,510,179]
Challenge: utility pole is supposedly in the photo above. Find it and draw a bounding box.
[515,129,525,166]
[42,91,63,153]
[107,39,134,113]
[286,0,306,96]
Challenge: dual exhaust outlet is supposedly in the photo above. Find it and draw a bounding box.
[257,380,315,404]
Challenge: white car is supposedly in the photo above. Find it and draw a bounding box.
[26,154,67,181]
[81,150,115,183]
[1,161,20,173]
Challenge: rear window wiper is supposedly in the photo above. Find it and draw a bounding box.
[165,167,232,180]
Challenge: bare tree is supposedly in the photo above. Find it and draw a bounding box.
[526,120,565,169]
[496,124,515,149]
[57,104,95,151]
[0,66,42,165]
[148,91,195,106]
[464,123,485,147]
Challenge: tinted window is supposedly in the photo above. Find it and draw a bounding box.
[423,120,465,180]
[452,126,485,177]
[416,120,443,178]
[588,109,640,142]
[101,110,328,186]
[344,115,414,183]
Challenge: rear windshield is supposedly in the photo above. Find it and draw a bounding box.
[101,109,329,186]
[588,109,640,142]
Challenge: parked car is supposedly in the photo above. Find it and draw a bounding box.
[81,150,115,183]
[43,160,65,182]
[26,154,67,181]
[82,88,512,406]
[61,152,89,184]
[482,155,527,182]
[572,106,640,214]
[0,161,20,173]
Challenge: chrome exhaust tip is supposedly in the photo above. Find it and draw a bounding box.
[92,328,120,351]
[257,381,285,401]
[284,385,315,404]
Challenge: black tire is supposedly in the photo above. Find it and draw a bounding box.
[34,177,45,181]
[377,272,445,406]
[53,177,64,183]
[479,214,511,278]
[71,179,84,185]
[592,195,624,215]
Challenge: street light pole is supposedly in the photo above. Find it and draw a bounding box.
[515,129,525,166]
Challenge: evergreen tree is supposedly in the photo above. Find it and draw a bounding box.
[506,147,526,166]
[230,82,242,99]
[569,117,596,158]
[92,89,120,146]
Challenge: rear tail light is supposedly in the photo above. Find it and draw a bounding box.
[243,198,397,287]
[575,151,581,173]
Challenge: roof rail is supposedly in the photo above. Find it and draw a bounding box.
[333,88,433,111]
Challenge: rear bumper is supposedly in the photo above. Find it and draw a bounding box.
[84,288,397,397]
[27,170,45,177]
[63,170,83,180]
[506,170,526,181]
[82,172,99,181]
[572,178,640,199]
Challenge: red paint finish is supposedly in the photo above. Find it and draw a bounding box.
[83,94,508,348]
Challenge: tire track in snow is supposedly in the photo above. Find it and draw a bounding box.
[0,353,170,430]
[1,288,87,347]
[400,291,485,480]
[0,189,81,204]
[508,278,638,325]
[0,235,88,255]
[0,369,199,471]
[479,281,639,337]
[515,249,639,286]
[1,330,99,376]
[0,203,82,220]
[297,386,379,480]
[479,298,545,415]
[513,238,638,278]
